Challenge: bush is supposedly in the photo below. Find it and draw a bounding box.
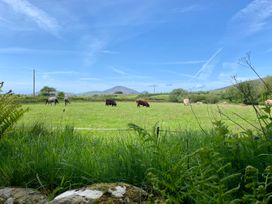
[0,83,28,138]
[169,88,188,102]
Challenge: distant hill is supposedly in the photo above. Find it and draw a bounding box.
[79,86,139,96]
[103,86,139,94]
[211,76,272,93]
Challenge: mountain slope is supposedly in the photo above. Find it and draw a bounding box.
[102,86,139,94]
[79,86,139,96]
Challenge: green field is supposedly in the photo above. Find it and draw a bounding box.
[2,99,272,202]
[20,102,258,131]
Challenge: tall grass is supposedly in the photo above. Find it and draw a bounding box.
[0,123,201,196]
[1,119,272,202]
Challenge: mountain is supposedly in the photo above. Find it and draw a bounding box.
[102,86,139,94]
[79,86,139,96]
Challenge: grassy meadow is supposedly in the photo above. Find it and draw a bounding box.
[19,102,258,131]
[2,100,272,203]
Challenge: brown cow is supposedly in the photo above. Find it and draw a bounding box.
[136,99,150,107]
[265,99,272,106]
[183,98,190,106]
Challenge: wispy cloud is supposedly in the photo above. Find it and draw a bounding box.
[1,0,60,35]
[160,70,195,79]
[43,71,78,75]
[100,50,119,54]
[0,47,78,55]
[171,4,205,14]
[0,16,9,23]
[83,38,106,66]
[0,47,120,57]
[42,71,78,79]
[230,0,272,35]
[192,48,223,80]
[79,77,100,81]
[264,48,272,53]
[218,62,240,81]
[110,66,126,75]
[144,60,205,65]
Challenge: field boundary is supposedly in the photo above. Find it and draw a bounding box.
[74,127,184,134]
[75,127,131,131]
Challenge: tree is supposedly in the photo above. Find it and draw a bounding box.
[169,88,188,102]
[223,87,242,103]
[39,86,56,96]
[114,91,123,94]
[261,76,272,100]
[58,91,65,99]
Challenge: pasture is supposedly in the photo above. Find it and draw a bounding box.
[20,102,258,131]
[2,101,272,202]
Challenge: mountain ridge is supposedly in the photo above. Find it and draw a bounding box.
[79,86,139,96]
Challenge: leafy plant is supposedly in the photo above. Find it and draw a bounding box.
[0,82,28,138]
[242,165,272,203]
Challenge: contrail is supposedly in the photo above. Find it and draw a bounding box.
[192,48,223,79]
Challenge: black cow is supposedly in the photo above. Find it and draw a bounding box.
[105,99,117,106]
[46,96,59,105]
[64,96,70,106]
[136,99,150,107]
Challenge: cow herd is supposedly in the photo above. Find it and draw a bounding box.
[45,96,272,107]
[105,99,150,107]
[45,96,70,106]
[45,97,151,107]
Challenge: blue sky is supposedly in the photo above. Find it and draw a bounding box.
[0,0,272,94]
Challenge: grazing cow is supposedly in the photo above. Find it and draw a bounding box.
[46,96,59,105]
[183,98,190,106]
[265,99,272,106]
[64,96,70,106]
[105,99,117,106]
[136,99,150,107]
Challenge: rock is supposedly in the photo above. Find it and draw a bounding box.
[0,183,154,204]
[50,183,149,204]
[0,187,48,204]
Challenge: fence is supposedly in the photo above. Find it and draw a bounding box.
[74,126,185,137]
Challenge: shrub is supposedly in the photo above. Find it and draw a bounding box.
[169,88,188,102]
[0,83,28,138]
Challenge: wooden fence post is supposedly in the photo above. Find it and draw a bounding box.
[156,126,160,137]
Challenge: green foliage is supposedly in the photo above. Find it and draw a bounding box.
[114,91,123,94]
[1,105,272,202]
[58,91,65,99]
[261,77,272,101]
[39,86,57,96]
[235,81,259,105]
[222,87,242,103]
[0,84,28,138]
[148,148,241,203]
[169,88,188,102]
[242,165,272,203]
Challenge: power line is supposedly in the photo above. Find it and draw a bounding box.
[149,84,158,93]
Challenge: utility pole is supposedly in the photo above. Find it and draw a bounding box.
[149,84,158,93]
[33,69,36,96]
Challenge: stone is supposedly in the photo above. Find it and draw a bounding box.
[50,183,149,204]
[0,183,157,204]
[0,187,48,204]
